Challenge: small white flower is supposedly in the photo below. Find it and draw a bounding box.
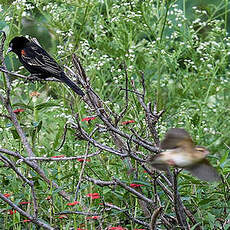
[22,11,27,17]
[5,16,12,21]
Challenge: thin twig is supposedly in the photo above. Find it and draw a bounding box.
[84,175,116,187]
[115,63,129,125]
[173,170,189,230]
[150,206,163,230]
[0,67,59,81]
[55,123,68,151]
[113,177,154,205]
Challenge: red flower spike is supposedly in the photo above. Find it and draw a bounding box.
[121,120,135,125]
[4,193,11,198]
[58,215,68,219]
[86,193,100,199]
[87,193,99,197]
[19,201,31,205]
[67,201,80,206]
[51,155,65,158]
[130,183,144,188]
[81,117,96,122]
[45,195,52,200]
[13,109,25,114]
[23,219,31,222]
[86,216,100,220]
[91,195,100,199]
[108,226,126,230]
[8,209,16,215]
[77,158,90,162]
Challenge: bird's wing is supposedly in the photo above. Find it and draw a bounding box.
[21,42,62,76]
[146,154,169,171]
[30,37,43,47]
[185,159,220,182]
[160,128,195,150]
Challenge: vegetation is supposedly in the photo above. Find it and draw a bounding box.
[0,0,229,229]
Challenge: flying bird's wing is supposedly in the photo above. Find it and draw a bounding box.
[160,128,195,150]
[185,159,221,182]
[146,154,169,171]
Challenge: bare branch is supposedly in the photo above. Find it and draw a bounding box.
[113,177,155,205]
[150,206,163,230]
[84,175,116,187]
[115,63,129,125]
[172,170,189,230]
[0,67,59,81]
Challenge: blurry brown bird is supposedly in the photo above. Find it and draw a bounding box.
[147,128,220,182]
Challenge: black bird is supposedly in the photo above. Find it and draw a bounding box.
[8,36,84,96]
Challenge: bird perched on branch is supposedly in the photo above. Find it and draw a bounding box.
[147,128,220,182]
[7,36,84,96]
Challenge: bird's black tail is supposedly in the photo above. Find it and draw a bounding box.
[60,72,84,96]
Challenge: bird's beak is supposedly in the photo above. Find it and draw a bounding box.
[7,47,12,54]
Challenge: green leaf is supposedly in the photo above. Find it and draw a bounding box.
[10,129,20,139]
[31,121,43,143]
[190,223,202,230]
[207,212,215,228]
[53,186,65,194]
[224,224,230,230]
[198,198,214,206]
[53,125,64,150]
[35,102,59,110]
[12,103,33,110]
[36,120,43,133]
[219,151,229,165]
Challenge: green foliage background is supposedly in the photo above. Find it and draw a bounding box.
[0,0,230,229]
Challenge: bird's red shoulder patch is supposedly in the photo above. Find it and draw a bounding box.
[21,49,26,56]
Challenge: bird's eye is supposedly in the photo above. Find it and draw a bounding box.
[197,149,204,152]
[196,147,205,152]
